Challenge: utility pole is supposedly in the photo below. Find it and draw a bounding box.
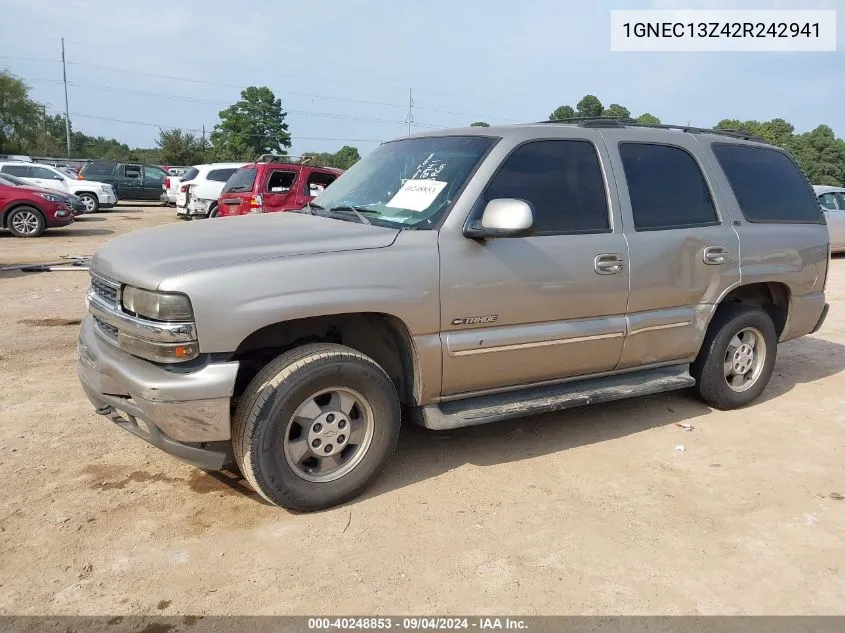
[41,105,47,155]
[405,88,414,135]
[61,38,71,157]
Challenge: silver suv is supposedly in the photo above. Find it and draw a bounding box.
[77,120,830,511]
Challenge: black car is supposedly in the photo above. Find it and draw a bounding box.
[79,161,168,201]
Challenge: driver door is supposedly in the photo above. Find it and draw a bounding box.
[438,136,629,396]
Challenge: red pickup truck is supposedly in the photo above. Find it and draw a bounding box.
[216,156,342,217]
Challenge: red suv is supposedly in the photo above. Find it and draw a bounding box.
[216,156,342,217]
[0,182,74,237]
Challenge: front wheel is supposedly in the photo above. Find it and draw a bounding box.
[78,192,99,213]
[7,206,46,237]
[232,343,401,511]
[691,304,777,410]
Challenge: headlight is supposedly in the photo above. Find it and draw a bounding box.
[121,286,194,321]
[39,193,64,202]
[100,185,110,193]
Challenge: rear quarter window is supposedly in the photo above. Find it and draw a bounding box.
[711,144,822,223]
[181,167,200,182]
[207,168,238,182]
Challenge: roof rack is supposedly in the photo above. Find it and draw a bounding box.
[256,154,313,165]
[539,117,769,144]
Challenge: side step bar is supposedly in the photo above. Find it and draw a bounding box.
[414,364,696,431]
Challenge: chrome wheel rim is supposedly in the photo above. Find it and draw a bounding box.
[283,387,375,483]
[11,210,40,235]
[81,195,96,212]
[724,327,766,392]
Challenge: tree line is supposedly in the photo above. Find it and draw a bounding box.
[2,71,844,185]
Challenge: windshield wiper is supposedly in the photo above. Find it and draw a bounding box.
[329,205,371,225]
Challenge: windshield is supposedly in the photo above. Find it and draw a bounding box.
[222,167,258,193]
[0,173,29,186]
[310,135,497,229]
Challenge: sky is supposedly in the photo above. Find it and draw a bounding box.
[1,0,843,158]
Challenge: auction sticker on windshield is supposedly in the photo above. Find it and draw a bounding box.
[386,179,448,212]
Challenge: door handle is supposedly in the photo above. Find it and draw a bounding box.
[703,246,729,265]
[594,253,625,275]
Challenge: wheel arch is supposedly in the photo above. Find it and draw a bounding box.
[712,281,791,340]
[231,312,420,408]
[2,202,45,229]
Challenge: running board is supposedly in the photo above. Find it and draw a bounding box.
[414,364,696,430]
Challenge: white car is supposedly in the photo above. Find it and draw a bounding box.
[814,185,845,253]
[0,162,117,213]
[175,163,247,219]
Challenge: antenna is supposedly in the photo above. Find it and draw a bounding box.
[61,38,71,157]
[405,87,414,134]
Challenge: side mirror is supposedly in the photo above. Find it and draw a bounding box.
[464,198,535,239]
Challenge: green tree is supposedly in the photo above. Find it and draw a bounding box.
[549,105,576,121]
[603,104,631,119]
[576,95,603,118]
[470,121,490,127]
[210,86,291,161]
[636,113,661,125]
[302,145,361,170]
[156,128,208,165]
[0,71,40,153]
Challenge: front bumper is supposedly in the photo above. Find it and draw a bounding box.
[97,191,118,206]
[76,315,239,469]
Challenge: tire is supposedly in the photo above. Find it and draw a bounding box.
[233,343,401,511]
[208,203,219,218]
[78,192,99,213]
[691,303,777,410]
[6,206,46,237]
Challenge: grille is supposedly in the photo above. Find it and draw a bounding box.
[90,274,119,306]
[93,316,118,339]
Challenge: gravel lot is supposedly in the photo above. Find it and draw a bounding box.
[0,203,844,616]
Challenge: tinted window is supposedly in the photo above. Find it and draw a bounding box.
[819,193,839,210]
[84,162,114,176]
[483,140,610,235]
[619,143,718,231]
[222,168,257,193]
[712,144,821,223]
[181,167,200,182]
[267,170,296,192]
[207,168,237,182]
[1,165,30,177]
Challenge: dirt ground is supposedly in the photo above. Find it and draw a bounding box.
[0,202,843,616]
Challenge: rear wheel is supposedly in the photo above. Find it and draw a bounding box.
[691,304,777,410]
[7,206,46,237]
[232,343,401,511]
[208,203,219,218]
[78,192,99,213]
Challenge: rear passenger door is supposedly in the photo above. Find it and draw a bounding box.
[821,191,845,251]
[143,166,166,199]
[262,167,299,212]
[600,133,740,369]
[119,164,143,199]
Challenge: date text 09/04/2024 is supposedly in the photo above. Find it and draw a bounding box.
[622,22,819,39]
[308,618,528,630]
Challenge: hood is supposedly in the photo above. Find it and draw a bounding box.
[18,184,70,198]
[92,211,400,289]
[73,178,108,189]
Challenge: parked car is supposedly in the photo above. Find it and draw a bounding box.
[0,181,74,237]
[0,154,33,163]
[814,185,845,253]
[0,161,117,213]
[216,156,342,217]
[161,171,185,207]
[78,161,168,201]
[0,172,86,215]
[175,163,247,219]
[77,120,829,512]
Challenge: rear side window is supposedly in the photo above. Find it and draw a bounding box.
[181,167,200,182]
[819,193,840,210]
[84,162,114,176]
[124,165,142,179]
[1,165,30,177]
[207,168,237,182]
[222,168,257,193]
[483,140,610,235]
[712,144,822,223]
[619,143,718,231]
[267,170,296,192]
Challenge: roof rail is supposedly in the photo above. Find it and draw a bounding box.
[540,117,769,144]
[256,154,313,164]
